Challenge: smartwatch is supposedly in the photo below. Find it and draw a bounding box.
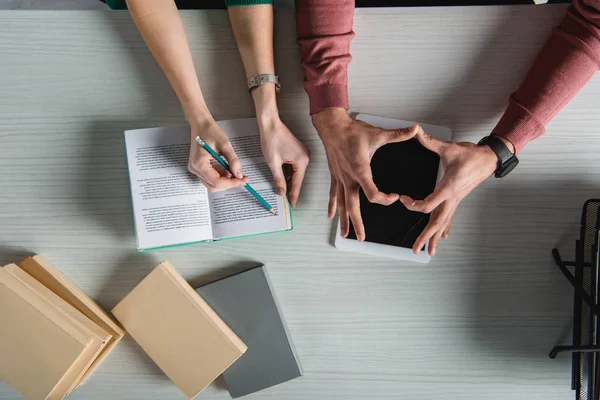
[477,135,519,178]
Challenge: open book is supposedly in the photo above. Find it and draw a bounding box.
[124,118,292,251]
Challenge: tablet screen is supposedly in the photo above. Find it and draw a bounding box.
[347,138,440,248]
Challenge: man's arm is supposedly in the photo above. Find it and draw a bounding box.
[492,0,600,153]
[403,0,600,257]
[296,0,354,114]
[295,0,420,241]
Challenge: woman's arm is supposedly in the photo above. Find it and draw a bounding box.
[126,0,247,190]
[228,4,310,207]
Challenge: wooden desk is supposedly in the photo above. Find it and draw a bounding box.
[0,5,597,399]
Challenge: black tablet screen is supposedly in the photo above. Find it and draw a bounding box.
[347,138,440,248]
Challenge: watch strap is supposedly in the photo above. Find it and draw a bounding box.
[247,74,281,93]
[478,135,519,178]
[486,135,513,164]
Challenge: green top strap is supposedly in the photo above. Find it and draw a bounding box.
[105,1,274,10]
[105,0,126,9]
[225,0,273,5]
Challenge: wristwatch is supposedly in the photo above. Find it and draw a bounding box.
[247,74,281,93]
[477,135,519,178]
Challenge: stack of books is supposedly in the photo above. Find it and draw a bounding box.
[0,255,126,400]
[112,261,303,399]
[0,257,302,399]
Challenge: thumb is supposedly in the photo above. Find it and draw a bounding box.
[416,129,447,156]
[380,124,420,145]
[267,160,287,197]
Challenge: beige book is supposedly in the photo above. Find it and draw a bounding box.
[0,268,92,400]
[18,255,126,386]
[112,261,247,399]
[4,264,111,393]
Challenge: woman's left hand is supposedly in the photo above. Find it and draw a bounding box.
[259,118,311,208]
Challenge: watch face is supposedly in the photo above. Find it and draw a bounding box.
[496,156,519,178]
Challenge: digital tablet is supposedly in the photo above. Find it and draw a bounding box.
[334,114,452,263]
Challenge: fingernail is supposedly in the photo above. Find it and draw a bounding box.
[432,248,436,256]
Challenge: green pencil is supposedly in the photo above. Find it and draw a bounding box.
[194,136,276,215]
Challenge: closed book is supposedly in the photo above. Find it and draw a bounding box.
[18,255,126,387]
[197,266,302,398]
[0,268,93,400]
[4,264,111,393]
[112,261,247,399]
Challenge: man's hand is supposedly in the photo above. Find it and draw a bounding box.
[259,118,311,208]
[400,131,513,256]
[312,108,420,242]
[188,119,248,191]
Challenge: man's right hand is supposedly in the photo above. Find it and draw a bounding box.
[312,108,420,242]
[188,119,248,191]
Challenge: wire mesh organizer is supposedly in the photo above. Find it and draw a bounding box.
[551,199,600,400]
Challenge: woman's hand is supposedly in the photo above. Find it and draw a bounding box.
[259,117,310,208]
[188,119,248,191]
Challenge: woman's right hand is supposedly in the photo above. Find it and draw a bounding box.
[188,119,248,191]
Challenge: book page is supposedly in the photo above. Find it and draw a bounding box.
[125,126,213,250]
[209,119,290,240]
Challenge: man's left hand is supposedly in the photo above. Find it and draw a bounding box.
[400,131,513,256]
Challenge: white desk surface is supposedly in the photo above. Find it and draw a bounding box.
[0,5,598,400]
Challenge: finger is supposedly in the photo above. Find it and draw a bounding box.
[267,159,287,197]
[288,161,308,208]
[429,229,444,257]
[211,175,248,191]
[337,184,349,238]
[443,225,451,239]
[412,201,455,254]
[430,205,458,255]
[400,182,452,214]
[380,124,420,145]
[415,129,448,156]
[442,207,457,239]
[219,140,243,178]
[328,175,338,219]
[358,171,398,206]
[191,162,247,191]
[346,186,365,242]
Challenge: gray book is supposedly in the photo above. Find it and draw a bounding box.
[196,266,302,398]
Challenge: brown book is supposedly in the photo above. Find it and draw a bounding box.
[18,255,126,386]
[112,261,247,399]
[0,268,94,400]
[4,264,111,393]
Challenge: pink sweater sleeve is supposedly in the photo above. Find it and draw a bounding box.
[492,0,600,154]
[296,0,355,115]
